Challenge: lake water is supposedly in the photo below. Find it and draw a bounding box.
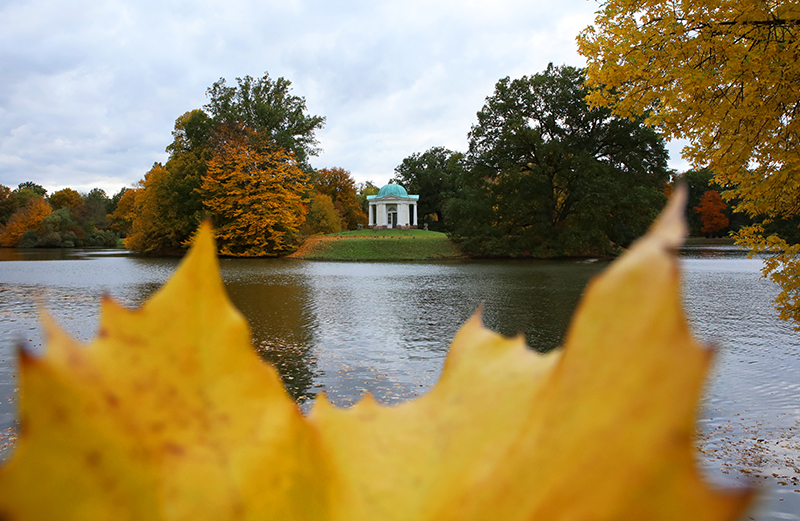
[0,244,798,519]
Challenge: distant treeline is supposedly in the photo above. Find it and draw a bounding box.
[0,183,122,248]
[4,66,766,257]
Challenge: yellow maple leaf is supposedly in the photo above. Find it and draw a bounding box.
[0,187,751,520]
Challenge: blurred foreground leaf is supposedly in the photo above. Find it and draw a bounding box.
[0,188,751,520]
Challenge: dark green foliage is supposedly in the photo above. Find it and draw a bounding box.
[17,182,47,197]
[447,64,670,257]
[204,73,325,169]
[677,168,752,236]
[392,147,466,232]
[0,184,13,224]
[78,188,112,231]
[17,230,39,248]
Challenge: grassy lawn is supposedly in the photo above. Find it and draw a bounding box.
[291,229,463,260]
[326,229,448,238]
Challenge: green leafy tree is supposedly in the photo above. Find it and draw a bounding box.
[37,208,80,247]
[17,182,47,197]
[204,74,325,169]
[447,64,669,257]
[0,185,13,224]
[356,181,379,215]
[392,147,465,231]
[76,188,112,231]
[125,111,214,254]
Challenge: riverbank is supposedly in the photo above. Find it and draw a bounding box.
[288,229,464,260]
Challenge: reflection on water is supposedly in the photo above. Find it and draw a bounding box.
[0,246,798,518]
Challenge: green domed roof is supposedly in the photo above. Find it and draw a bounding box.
[376,183,409,198]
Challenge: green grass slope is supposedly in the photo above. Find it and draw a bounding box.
[290,229,462,260]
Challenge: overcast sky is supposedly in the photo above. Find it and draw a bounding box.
[0,0,690,195]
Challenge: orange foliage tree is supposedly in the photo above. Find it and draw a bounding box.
[314,167,367,230]
[694,190,729,236]
[201,133,309,256]
[0,198,52,247]
[108,188,142,236]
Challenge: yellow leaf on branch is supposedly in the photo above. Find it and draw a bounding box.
[0,187,751,520]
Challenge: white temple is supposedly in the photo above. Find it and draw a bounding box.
[366,183,419,229]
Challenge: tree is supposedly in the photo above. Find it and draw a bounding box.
[694,190,730,236]
[392,147,465,231]
[204,74,325,169]
[302,193,342,235]
[578,0,800,323]
[356,181,379,215]
[200,132,309,256]
[447,64,669,257]
[0,197,52,247]
[108,188,141,236]
[125,163,201,255]
[313,167,367,230]
[17,182,47,197]
[75,188,111,231]
[125,111,212,254]
[0,185,13,224]
[49,188,83,211]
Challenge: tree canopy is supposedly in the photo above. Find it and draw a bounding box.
[204,74,325,169]
[578,0,800,324]
[392,147,465,231]
[446,64,669,257]
[200,131,309,256]
[124,74,324,255]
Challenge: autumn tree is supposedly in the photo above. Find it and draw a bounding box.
[578,0,800,323]
[0,197,52,247]
[126,73,323,256]
[48,188,83,211]
[200,132,309,256]
[694,190,730,236]
[393,147,466,231]
[108,188,141,236]
[125,111,212,254]
[447,64,669,257]
[313,167,367,230]
[302,193,342,235]
[125,164,198,254]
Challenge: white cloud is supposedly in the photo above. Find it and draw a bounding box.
[0,0,685,195]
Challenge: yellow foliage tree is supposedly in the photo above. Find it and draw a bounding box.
[303,193,342,235]
[577,0,800,324]
[48,188,83,211]
[201,132,309,256]
[108,188,141,236]
[0,197,52,247]
[314,167,367,230]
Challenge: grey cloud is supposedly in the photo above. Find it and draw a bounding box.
[1,0,683,195]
